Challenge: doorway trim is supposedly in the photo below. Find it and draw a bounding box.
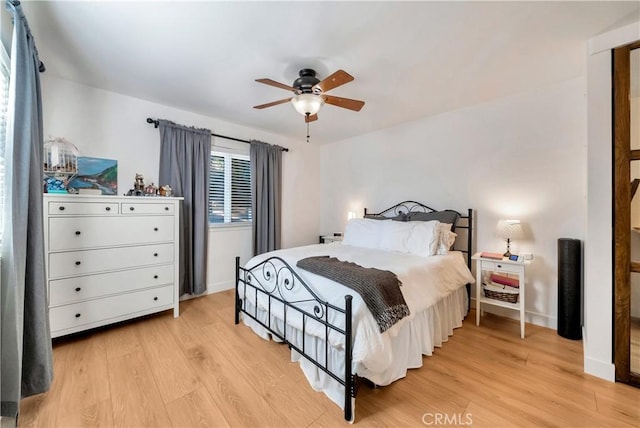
[586,20,639,382]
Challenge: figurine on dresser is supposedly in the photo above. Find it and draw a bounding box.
[126,173,145,196]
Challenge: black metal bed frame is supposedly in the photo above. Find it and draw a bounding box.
[234,256,355,420]
[235,201,473,421]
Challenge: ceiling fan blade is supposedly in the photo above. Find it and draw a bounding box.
[305,114,318,123]
[253,98,292,109]
[313,69,354,93]
[323,95,365,112]
[255,78,296,92]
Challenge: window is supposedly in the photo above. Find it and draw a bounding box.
[208,151,251,224]
[0,45,10,244]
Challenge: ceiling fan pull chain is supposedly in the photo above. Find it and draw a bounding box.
[306,121,310,143]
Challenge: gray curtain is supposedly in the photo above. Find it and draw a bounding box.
[158,120,211,296]
[1,0,52,420]
[250,140,282,256]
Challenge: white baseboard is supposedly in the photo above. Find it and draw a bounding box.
[582,326,615,382]
[206,280,234,295]
[584,355,615,381]
[1,416,17,428]
[470,297,557,329]
[177,281,234,302]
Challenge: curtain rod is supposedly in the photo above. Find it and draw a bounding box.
[145,118,289,152]
[9,0,46,72]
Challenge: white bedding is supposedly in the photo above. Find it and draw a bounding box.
[238,242,474,414]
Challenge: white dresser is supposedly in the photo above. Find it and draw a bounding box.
[44,194,181,338]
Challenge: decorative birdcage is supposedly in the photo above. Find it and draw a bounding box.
[43,137,79,193]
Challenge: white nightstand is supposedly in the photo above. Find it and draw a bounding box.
[472,252,527,339]
[319,235,343,244]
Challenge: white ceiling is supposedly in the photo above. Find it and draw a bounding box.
[22,1,640,144]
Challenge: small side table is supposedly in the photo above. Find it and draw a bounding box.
[472,252,527,338]
[319,235,343,244]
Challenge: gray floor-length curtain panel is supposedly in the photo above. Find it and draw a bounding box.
[1,0,52,420]
[158,120,211,296]
[250,140,282,256]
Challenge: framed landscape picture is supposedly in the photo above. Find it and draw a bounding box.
[67,156,118,195]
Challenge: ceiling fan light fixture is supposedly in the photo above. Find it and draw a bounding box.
[291,93,324,116]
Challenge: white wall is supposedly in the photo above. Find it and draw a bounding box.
[630,97,640,226]
[41,75,321,294]
[631,96,640,319]
[320,76,588,329]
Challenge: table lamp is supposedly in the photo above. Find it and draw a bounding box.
[497,219,524,257]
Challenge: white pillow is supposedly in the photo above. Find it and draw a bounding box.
[405,220,441,257]
[379,220,414,253]
[342,218,390,249]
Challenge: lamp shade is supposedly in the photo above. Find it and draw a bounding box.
[291,94,324,116]
[497,219,524,240]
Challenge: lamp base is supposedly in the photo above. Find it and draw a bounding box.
[503,238,512,258]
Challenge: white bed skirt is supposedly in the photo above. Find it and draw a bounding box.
[241,285,468,414]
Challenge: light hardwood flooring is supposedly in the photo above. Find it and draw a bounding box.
[19,289,640,427]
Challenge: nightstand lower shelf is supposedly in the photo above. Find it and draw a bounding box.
[477,297,520,311]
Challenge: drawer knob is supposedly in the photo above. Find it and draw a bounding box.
[105,206,111,211]
[75,231,81,235]
[164,207,169,211]
[497,264,502,268]
[129,206,135,211]
[153,253,158,257]
[75,287,81,292]
[154,227,158,231]
[75,261,81,266]
[153,275,158,279]
[75,313,81,318]
[58,206,65,211]
[153,297,158,301]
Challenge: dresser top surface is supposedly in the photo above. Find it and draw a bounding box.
[44,194,183,201]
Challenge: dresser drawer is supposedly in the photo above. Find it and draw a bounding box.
[121,202,175,215]
[48,216,174,251]
[49,264,175,306]
[48,201,119,216]
[49,285,174,333]
[49,243,174,279]
[480,260,521,274]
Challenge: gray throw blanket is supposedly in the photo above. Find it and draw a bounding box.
[296,256,410,333]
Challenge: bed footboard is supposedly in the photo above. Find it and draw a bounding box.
[235,256,355,421]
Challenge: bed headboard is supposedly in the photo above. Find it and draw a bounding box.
[363,201,474,270]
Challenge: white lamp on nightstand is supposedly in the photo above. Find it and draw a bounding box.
[497,219,524,258]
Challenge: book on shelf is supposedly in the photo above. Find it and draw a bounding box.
[480,252,503,260]
[490,273,519,288]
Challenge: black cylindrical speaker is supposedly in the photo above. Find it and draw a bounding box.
[558,238,582,340]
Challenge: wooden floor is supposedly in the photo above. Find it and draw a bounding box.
[19,289,640,427]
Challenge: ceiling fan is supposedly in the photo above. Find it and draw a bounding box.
[253,69,365,124]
